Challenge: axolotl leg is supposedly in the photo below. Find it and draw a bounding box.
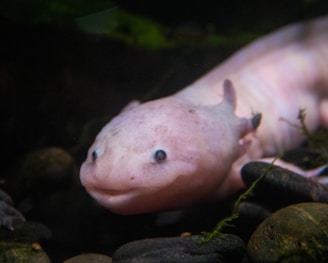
[258,158,327,178]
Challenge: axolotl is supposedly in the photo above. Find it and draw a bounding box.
[80,15,328,215]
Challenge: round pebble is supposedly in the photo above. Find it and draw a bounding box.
[112,234,245,263]
[247,202,328,263]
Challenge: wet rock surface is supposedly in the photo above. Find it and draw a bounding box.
[112,234,245,263]
[0,242,51,263]
[0,189,25,231]
[0,221,52,244]
[63,253,112,263]
[7,147,77,206]
[247,202,328,263]
[241,162,328,209]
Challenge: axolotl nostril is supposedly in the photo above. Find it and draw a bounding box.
[80,15,328,215]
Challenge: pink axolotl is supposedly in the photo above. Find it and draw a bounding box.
[80,15,328,215]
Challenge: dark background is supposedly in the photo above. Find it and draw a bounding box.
[1,0,327,169]
[0,1,327,261]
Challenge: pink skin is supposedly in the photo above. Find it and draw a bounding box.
[80,80,257,214]
[80,15,328,214]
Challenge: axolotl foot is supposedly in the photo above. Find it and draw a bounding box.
[259,158,328,180]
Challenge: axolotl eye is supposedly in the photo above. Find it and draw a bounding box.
[91,150,98,162]
[154,149,167,163]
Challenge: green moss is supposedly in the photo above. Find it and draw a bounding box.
[199,155,281,243]
[101,9,173,49]
[0,242,51,263]
[298,109,328,164]
[248,203,328,262]
[0,1,262,50]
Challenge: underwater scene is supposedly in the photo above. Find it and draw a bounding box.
[1,1,328,262]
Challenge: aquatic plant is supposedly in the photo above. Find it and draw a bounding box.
[199,156,280,243]
[298,109,328,165]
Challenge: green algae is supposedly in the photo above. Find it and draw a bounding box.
[199,155,281,243]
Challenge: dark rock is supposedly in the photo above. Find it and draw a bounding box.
[237,201,271,223]
[0,242,51,263]
[0,190,25,230]
[112,234,245,263]
[0,189,14,205]
[241,162,328,209]
[234,201,272,241]
[63,253,112,263]
[281,147,327,169]
[0,221,52,244]
[247,202,328,263]
[16,147,77,201]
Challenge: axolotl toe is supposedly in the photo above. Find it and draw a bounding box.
[80,15,328,214]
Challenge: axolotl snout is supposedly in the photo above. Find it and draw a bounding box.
[80,15,328,214]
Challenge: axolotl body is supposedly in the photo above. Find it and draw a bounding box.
[80,16,328,214]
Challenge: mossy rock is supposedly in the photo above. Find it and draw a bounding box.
[0,242,51,263]
[247,202,328,263]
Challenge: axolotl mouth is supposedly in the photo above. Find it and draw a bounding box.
[85,186,141,210]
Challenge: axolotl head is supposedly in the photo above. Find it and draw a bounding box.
[80,79,260,214]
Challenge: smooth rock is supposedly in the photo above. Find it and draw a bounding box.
[247,202,328,263]
[63,253,112,263]
[12,147,77,203]
[0,191,25,230]
[112,234,245,263]
[0,242,51,263]
[234,201,272,240]
[241,162,328,209]
[0,221,52,244]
